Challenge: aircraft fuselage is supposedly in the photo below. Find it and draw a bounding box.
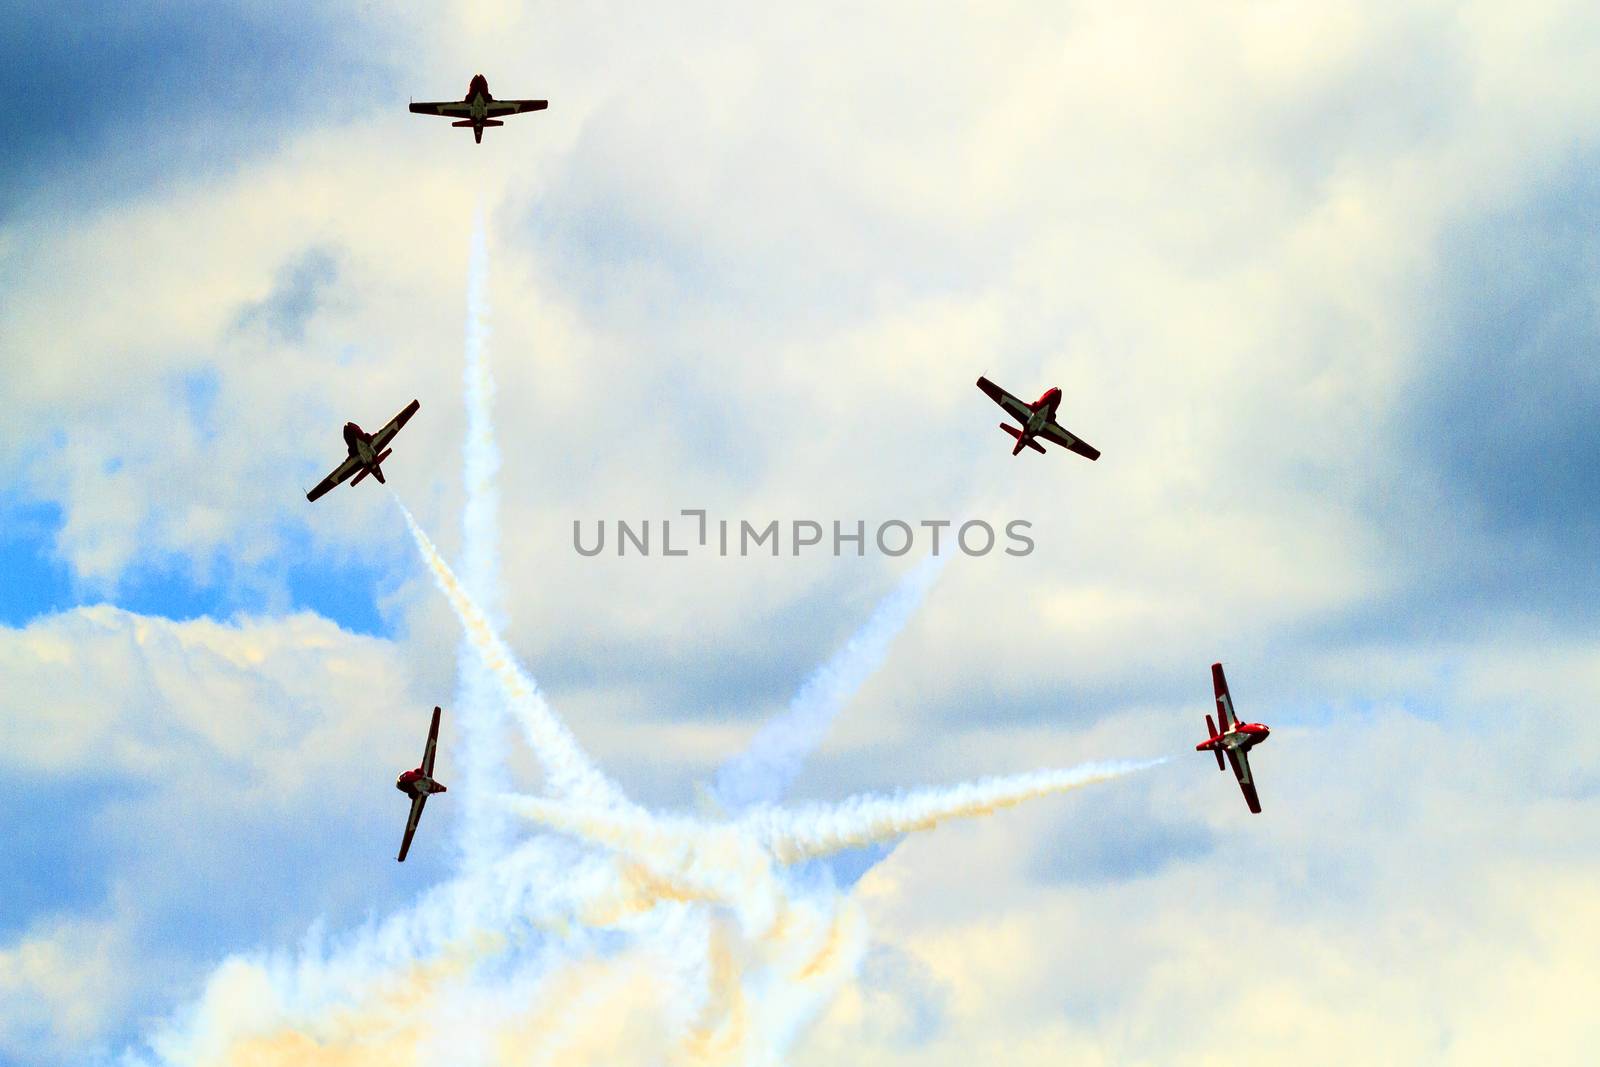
[465,74,493,126]
[1201,722,1270,753]
[396,768,447,799]
[411,74,543,145]
[1024,389,1061,434]
[344,422,376,464]
[1198,662,1268,813]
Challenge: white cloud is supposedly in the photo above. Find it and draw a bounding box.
[0,606,441,1056]
[4,606,413,778]
[0,906,137,1063]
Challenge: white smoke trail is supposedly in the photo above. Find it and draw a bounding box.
[139,511,1160,1067]
[508,759,1163,883]
[711,553,947,812]
[456,209,515,870]
[460,213,498,615]
[501,798,786,934]
[141,832,618,1065]
[137,448,1152,1064]
[743,759,1167,865]
[399,500,628,812]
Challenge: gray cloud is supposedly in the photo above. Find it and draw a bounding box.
[0,1,400,222]
[234,245,342,345]
[1385,156,1600,623]
[1030,784,1215,886]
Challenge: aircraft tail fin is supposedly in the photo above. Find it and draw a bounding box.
[1205,714,1225,769]
[449,120,502,144]
[1000,423,1044,455]
[354,449,392,487]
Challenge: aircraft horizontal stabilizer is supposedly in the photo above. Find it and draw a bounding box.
[1204,715,1224,768]
[999,424,1046,455]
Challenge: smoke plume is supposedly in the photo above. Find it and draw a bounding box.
[455,211,515,870]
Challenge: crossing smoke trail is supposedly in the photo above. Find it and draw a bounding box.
[135,504,1161,1066]
[399,500,628,811]
[456,210,515,870]
[142,234,1125,1062]
[742,759,1167,864]
[712,554,948,888]
[133,202,1026,1063]
[711,553,947,812]
[507,761,1161,877]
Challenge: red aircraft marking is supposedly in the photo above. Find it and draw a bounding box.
[1194,662,1270,814]
[974,376,1100,461]
[305,399,419,502]
[397,705,448,863]
[408,74,549,144]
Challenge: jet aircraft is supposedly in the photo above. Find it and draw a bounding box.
[305,399,420,502]
[409,74,548,143]
[396,706,448,862]
[975,377,1100,459]
[1195,662,1270,813]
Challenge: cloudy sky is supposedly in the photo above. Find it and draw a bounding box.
[5,1,1600,1063]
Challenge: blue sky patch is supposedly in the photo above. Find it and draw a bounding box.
[0,499,76,625]
[0,772,143,938]
[1,1,398,222]
[0,499,393,635]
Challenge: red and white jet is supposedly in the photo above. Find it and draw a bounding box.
[975,377,1100,459]
[305,399,419,502]
[396,706,448,862]
[409,74,548,144]
[1195,662,1270,813]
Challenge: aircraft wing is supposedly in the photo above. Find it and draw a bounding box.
[370,399,421,452]
[410,100,472,116]
[421,706,442,777]
[398,793,428,862]
[306,454,363,503]
[1225,748,1262,814]
[976,376,1034,424]
[1038,420,1101,461]
[1213,662,1238,730]
[486,99,549,116]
